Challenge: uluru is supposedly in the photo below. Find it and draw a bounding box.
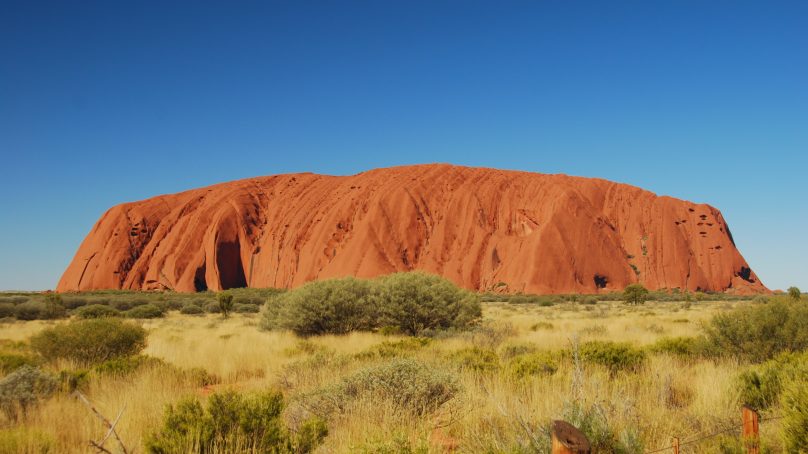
[57,164,767,295]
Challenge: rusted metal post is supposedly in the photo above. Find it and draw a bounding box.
[742,405,760,454]
[672,436,680,454]
[551,420,591,454]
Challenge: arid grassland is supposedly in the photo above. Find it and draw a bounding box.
[1,282,806,453]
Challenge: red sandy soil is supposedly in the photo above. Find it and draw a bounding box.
[57,164,767,294]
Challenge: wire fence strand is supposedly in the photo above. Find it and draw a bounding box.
[644,414,783,453]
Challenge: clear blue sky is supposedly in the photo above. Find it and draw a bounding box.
[1,1,805,291]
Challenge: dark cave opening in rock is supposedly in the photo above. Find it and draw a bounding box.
[216,238,247,289]
[194,264,208,292]
[737,266,755,283]
[593,274,608,289]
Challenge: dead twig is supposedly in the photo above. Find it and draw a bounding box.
[73,391,129,454]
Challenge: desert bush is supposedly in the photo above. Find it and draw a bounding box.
[507,352,558,378]
[788,286,802,301]
[357,337,432,360]
[262,273,481,336]
[13,301,46,321]
[109,298,151,311]
[74,304,121,319]
[648,336,707,358]
[180,304,205,315]
[581,296,598,305]
[125,304,164,319]
[737,351,808,410]
[0,303,14,319]
[448,347,499,372]
[500,342,539,359]
[234,296,264,306]
[58,369,90,393]
[30,318,147,365]
[94,355,167,377]
[466,321,516,349]
[782,375,808,451]
[375,272,482,335]
[154,300,183,312]
[303,359,458,416]
[62,297,89,310]
[0,296,28,304]
[233,303,259,314]
[217,292,235,318]
[579,341,646,374]
[0,366,58,420]
[703,297,808,362]
[561,401,643,453]
[262,277,378,336]
[0,353,40,374]
[204,302,222,313]
[623,284,649,305]
[145,389,325,453]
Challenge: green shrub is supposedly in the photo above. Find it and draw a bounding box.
[263,277,378,335]
[58,369,90,393]
[448,347,499,372]
[0,353,40,374]
[623,284,649,305]
[13,301,46,321]
[234,296,265,306]
[580,341,646,374]
[154,300,183,312]
[561,401,644,453]
[648,336,706,357]
[233,303,260,314]
[507,352,558,378]
[703,297,808,362]
[145,389,325,453]
[303,359,458,416]
[0,296,28,304]
[30,318,147,365]
[357,337,432,359]
[788,286,802,302]
[180,304,205,315]
[74,304,121,319]
[737,351,808,410]
[0,303,15,319]
[499,342,539,359]
[0,366,58,420]
[782,375,808,451]
[262,273,481,336]
[375,272,481,335]
[93,355,166,377]
[110,299,144,311]
[62,297,89,310]
[204,302,222,313]
[217,292,235,318]
[125,304,164,319]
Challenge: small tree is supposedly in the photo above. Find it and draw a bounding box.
[217,292,234,318]
[788,286,802,302]
[623,284,649,305]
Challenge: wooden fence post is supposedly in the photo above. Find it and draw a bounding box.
[551,420,591,454]
[742,405,760,454]
[672,436,680,454]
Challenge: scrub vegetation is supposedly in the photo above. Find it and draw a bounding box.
[0,275,806,452]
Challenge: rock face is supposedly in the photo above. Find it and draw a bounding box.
[57,164,767,294]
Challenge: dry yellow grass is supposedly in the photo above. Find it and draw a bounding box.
[0,300,778,453]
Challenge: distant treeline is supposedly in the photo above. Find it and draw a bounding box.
[0,285,761,322]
